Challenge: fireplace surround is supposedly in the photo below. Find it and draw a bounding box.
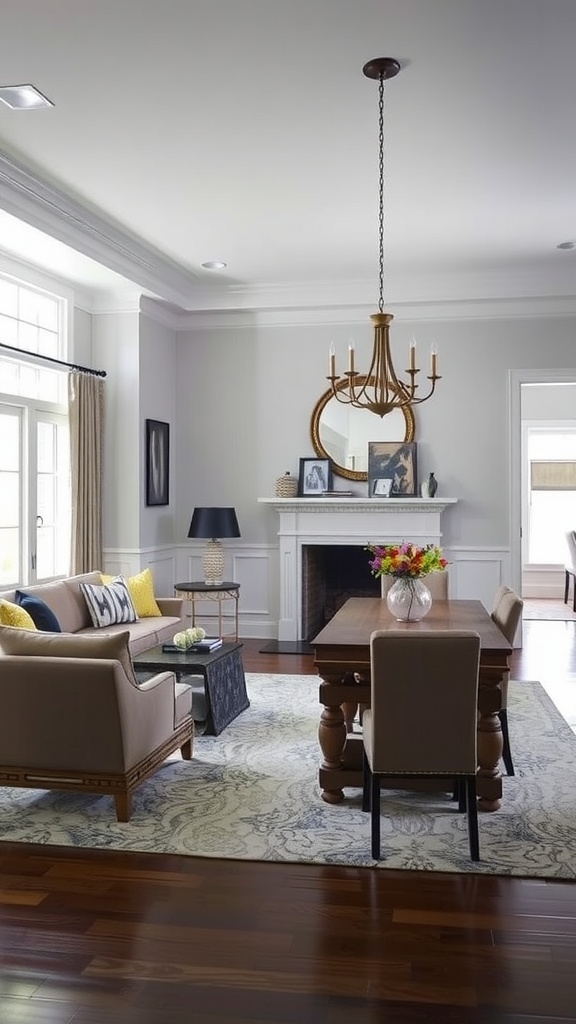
[260,497,457,641]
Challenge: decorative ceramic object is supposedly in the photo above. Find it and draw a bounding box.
[420,481,429,498]
[274,471,298,498]
[386,577,432,621]
[428,472,438,497]
[173,627,207,650]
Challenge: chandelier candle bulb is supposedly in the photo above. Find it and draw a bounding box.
[409,338,417,371]
[431,346,438,377]
[329,344,336,378]
[348,342,355,374]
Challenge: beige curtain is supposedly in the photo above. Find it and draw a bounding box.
[68,371,105,574]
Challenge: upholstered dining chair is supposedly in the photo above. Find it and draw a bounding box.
[564,531,576,612]
[380,571,449,599]
[491,585,524,776]
[362,629,481,861]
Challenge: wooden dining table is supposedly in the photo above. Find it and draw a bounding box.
[311,597,512,811]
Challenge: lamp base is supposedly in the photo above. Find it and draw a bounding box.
[203,539,224,586]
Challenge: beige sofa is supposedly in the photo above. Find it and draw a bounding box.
[0,571,186,654]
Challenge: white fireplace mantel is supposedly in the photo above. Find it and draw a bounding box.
[259,497,458,640]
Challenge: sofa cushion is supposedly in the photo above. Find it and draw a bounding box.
[15,590,62,632]
[102,568,162,618]
[0,599,37,630]
[80,616,182,654]
[80,577,138,629]
[11,572,103,634]
[0,626,139,687]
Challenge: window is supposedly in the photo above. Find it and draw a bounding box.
[523,426,576,565]
[0,275,70,587]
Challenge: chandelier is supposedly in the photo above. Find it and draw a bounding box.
[327,57,441,418]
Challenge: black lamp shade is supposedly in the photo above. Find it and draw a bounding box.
[188,507,241,539]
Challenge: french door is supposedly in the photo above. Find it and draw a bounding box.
[0,401,70,588]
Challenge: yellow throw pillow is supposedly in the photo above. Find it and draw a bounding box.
[0,599,38,630]
[101,568,161,618]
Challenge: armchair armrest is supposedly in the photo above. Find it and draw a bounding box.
[156,597,184,616]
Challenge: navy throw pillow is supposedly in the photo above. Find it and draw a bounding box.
[15,590,62,632]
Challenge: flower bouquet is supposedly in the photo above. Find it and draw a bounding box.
[366,541,447,621]
[366,542,447,580]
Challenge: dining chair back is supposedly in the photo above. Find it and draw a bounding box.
[362,628,481,861]
[491,585,524,776]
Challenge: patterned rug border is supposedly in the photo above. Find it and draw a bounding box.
[0,674,575,878]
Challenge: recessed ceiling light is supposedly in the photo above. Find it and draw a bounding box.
[557,240,576,250]
[201,260,227,270]
[0,84,54,109]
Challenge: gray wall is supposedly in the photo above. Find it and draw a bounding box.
[173,312,576,550]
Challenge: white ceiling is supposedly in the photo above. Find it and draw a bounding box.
[0,0,575,311]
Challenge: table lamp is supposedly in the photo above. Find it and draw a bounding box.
[188,507,241,586]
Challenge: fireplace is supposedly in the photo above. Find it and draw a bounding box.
[302,544,380,639]
[259,496,457,641]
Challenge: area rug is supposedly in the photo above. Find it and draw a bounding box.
[1,675,575,878]
[523,598,576,621]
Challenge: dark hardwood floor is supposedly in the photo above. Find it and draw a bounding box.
[1,622,576,1023]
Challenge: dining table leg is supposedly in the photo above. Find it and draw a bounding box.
[476,667,504,811]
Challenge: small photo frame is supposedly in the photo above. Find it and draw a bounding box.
[368,441,417,497]
[146,419,170,506]
[372,477,393,498]
[298,457,333,496]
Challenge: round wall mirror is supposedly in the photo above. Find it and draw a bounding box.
[310,376,415,481]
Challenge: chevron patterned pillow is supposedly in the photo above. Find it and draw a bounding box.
[79,576,138,628]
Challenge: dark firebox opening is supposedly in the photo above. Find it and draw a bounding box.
[302,544,380,641]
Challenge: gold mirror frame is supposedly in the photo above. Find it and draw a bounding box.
[310,376,416,481]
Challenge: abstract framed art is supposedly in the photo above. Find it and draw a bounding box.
[145,419,170,506]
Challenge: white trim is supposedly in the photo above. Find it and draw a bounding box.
[2,150,576,316]
[509,369,576,600]
[0,148,203,308]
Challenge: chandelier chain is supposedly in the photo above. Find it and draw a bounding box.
[378,73,385,313]
[324,57,441,419]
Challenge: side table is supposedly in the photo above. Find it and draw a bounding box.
[174,581,240,641]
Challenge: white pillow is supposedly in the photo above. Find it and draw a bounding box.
[80,576,138,628]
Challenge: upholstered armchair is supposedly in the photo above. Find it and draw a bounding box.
[0,627,193,821]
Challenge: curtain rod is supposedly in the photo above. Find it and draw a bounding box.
[0,341,107,378]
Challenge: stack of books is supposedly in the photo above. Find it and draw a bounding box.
[162,637,223,654]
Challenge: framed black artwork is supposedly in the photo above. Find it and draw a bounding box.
[145,419,170,506]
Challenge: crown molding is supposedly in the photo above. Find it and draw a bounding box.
[146,293,576,331]
[0,147,574,319]
[0,148,208,308]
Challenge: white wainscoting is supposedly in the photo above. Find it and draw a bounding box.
[102,547,179,599]
[104,541,511,641]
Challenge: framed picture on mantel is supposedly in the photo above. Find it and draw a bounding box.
[298,457,333,496]
[368,441,417,497]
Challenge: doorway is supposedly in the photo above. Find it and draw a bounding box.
[509,371,576,619]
